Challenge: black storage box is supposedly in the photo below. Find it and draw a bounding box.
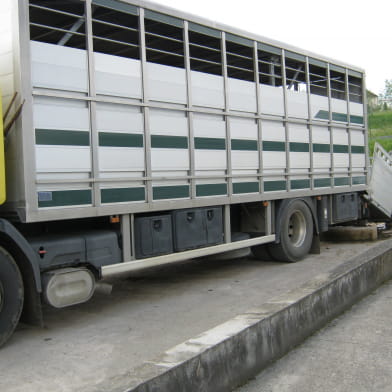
[28,230,122,269]
[172,207,223,252]
[135,214,173,259]
[332,192,359,223]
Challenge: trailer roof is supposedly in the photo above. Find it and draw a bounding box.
[122,0,365,74]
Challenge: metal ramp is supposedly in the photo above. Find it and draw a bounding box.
[368,142,392,218]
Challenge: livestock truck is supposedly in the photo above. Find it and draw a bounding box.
[1,0,387,347]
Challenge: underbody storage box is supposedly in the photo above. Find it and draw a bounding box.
[134,214,173,259]
[28,231,122,269]
[332,192,359,223]
[84,231,122,267]
[172,207,223,251]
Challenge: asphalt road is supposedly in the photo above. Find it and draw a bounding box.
[237,279,392,392]
[0,240,382,392]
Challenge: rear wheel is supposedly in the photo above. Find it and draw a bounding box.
[269,200,313,262]
[0,247,24,347]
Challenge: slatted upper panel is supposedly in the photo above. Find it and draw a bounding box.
[5,0,367,219]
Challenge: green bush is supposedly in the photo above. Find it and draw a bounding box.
[368,139,392,156]
[368,110,392,132]
[368,110,392,155]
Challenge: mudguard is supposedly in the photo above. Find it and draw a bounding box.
[0,219,43,326]
[0,219,41,291]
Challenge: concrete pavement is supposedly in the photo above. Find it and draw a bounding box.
[0,241,378,392]
[1,239,391,392]
[237,279,392,392]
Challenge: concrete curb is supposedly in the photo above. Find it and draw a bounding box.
[98,239,392,392]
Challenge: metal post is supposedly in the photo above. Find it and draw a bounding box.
[139,8,153,203]
[345,69,352,186]
[85,0,101,208]
[254,41,264,193]
[305,57,313,190]
[326,63,334,188]
[183,21,196,199]
[221,32,232,196]
[224,204,231,243]
[281,50,290,191]
[266,202,272,235]
[121,214,132,261]
[362,73,370,186]
[17,0,39,217]
[130,213,136,260]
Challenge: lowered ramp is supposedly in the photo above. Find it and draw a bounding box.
[368,142,392,218]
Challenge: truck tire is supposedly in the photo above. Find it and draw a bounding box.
[0,247,24,347]
[269,200,313,262]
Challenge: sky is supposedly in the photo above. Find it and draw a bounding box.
[151,0,392,96]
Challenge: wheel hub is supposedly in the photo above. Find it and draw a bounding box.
[288,210,307,247]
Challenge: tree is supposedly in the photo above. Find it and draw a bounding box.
[380,79,392,101]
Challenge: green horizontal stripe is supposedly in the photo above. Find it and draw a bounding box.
[258,42,281,56]
[291,179,310,190]
[314,178,331,188]
[333,144,349,153]
[290,142,309,153]
[233,182,259,194]
[151,135,188,149]
[93,0,138,15]
[264,180,286,192]
[153,185,189,200]
[101,187,145,203]
[330,64,345,73]
[315,110,329,120]
[332,112,348,122]
[145,9,183,28]
[36,129,90,146]
[352,176,366,185]
[38,189,91,208]
[348,69,362,78]
[99,132,143,147]
[316,111,359,124]
[194,137,226,150]
[226,33,253,48]
[196,183,227,197]
[231,139,258,151]
[334,177,350,186]
[189,22,221,38]
[285,51,306,62]
[350,115,364,124]
[263,140,285,152]
[313,143,331,153]
[309,58,327,68]
[351,145,365,154]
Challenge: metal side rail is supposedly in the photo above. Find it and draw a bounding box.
[101,234,275,278]
[368,142,392,218]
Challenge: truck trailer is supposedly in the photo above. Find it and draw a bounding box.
[0,0,379,347]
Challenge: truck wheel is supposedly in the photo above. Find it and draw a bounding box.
[269,200,313,262]
[0,247,24,347]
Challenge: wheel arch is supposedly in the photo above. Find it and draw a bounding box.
[0,219,43,326]
[274,197,319,244]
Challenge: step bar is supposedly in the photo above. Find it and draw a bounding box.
[101,234,275,278]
